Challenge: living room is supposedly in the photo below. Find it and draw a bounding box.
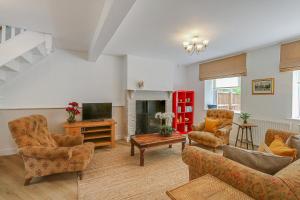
[1,0,300,200]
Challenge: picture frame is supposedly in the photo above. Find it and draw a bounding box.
[252,78,274,95]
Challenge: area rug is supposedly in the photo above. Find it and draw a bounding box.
[78,143,188,200]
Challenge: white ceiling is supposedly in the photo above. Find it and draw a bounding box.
[103,0,300,65]
[0,0,105,51]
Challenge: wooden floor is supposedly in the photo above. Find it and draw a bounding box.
[0,154,77,200]
[0,141,132,200]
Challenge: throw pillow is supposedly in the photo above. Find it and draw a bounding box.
[223,145,292,175]
[286,135,300,160]
[204,118,221,133]
[269,135,297,159]
[257,142,273,153]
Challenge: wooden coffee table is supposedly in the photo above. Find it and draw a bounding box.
[130,132,186,166]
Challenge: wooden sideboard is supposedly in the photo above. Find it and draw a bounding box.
[64,119,116,148]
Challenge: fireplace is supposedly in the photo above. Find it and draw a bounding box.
[125,90,172,141]
[135,100,165,134]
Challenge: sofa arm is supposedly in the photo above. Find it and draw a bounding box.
[19,146,72,160]
[215,125,232,144]
[192,122,205,131]
[51,133,83,147]
[182,146,297,200]
[215,125,232,137]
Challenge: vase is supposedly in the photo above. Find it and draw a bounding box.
[160,127,173,137]
[243,119,247,124]
[67,113,76,123]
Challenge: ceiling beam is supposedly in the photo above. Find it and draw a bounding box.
[88,0,136,61]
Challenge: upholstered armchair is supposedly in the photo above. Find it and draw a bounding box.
[8,115,95,185]
[182,129,300,200]
[188,109,234,151]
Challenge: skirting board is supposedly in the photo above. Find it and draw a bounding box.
[0,147,17,156]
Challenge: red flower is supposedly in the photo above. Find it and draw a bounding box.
[66,102,80,116]
[66,107,75,112]
[69,102,79,107]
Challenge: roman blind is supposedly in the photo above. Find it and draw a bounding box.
[280,40,300,72]
[199,53,247,81]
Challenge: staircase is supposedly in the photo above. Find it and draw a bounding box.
[0,25,53,88]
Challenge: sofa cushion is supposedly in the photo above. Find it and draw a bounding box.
[206,109,234,127]
[275,159,300,200]
[8,115,57,147]
[286,135,300,160]
[189,131,223,147]
[269,135,297,158]
[223,145,292,175]
[204,117,221,133]
[30,127,57,147]
[257,142,273,153]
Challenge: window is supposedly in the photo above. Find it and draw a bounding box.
[292,71,300,118]
[205,77,241,112]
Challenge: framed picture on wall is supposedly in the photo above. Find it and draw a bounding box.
[252,78,274,95]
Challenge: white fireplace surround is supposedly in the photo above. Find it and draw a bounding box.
[125,90,173,141]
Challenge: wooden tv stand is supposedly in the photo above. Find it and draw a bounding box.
[64,119,116,148]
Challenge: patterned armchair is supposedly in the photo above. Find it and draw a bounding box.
[8,115,95,185]
[182,129,300,200]
[188,109,234,151]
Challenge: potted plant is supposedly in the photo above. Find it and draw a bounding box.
[66,102,80,123]
[155,112,175,136]
[240,112,251,124]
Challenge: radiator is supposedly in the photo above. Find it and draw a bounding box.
[247,118,291,145]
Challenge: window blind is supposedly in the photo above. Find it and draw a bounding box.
[280,40,300,72]
[199,54,247,81]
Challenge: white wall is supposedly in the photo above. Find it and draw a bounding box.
[0,49,126,108]
[185,44,296,128]
[173,65,187,90]
[242,45,293,120]
[185,63,206,123]
[126,55,175,91]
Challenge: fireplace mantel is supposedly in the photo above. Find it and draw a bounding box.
[127,89,173,99]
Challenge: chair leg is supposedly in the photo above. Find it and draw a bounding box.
[77,171,83,180]
[189,138,192,145]
[24,178,32,186]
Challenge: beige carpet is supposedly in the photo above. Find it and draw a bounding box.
[78,143,188,200]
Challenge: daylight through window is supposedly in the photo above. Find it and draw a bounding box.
[205,77,241,112]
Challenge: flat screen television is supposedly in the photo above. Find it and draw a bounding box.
[82,103,112,121]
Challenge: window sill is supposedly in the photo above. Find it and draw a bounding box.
[288,117,300,122]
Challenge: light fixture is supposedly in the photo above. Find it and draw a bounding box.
[183,36,209,55]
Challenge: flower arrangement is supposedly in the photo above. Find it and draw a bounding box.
[155,112,175,136]
[66,102,80,123]
[240,112,251,124]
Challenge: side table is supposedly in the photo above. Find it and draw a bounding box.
[234,122,257,150]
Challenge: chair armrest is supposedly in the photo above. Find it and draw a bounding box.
[215,125,232,137]
[51,133,83,147]
[19,146,72,160]
[182,146,297,200]
[192,122,205,131]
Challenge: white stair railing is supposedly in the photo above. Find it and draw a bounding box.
[0,25,25,44]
